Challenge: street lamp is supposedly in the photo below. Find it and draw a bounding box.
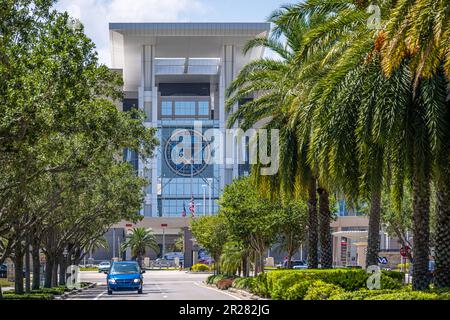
[206,178,213,216]
[202,184,207,216]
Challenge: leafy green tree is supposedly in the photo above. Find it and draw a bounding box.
[121,228,159,267]
[219,177,278,275]
[0,1,158,293]
[274,199,308,268]
[190,215,228,274]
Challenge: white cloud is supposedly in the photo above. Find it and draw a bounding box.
[55,0,207,65]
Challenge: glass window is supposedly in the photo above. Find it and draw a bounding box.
[198,101,209,116]
[161,101,172,116]
[175,101,196,116]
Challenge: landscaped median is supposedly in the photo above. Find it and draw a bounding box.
[1,282,95,300]
[206,269,450,300]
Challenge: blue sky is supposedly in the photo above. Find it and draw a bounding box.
[55,0,299,65]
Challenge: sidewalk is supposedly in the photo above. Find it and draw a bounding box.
[1,286,13,293]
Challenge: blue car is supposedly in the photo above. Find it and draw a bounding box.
[105,261,145,295]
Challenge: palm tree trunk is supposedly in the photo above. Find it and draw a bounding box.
[412,169,431,291]
[366,188,381,268]
[434,179,450,288]
[307,178,318,269]
[318,187,332,268]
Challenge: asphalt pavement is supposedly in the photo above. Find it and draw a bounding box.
[68,270,244,300]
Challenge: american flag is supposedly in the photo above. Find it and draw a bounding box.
[182,202,187,217]
[189,196,195,217]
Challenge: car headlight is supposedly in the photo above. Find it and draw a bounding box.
[108,279,116,284]
[133,278,141,283]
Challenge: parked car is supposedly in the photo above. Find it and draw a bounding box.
[98,261,111,273]
[198,256,214,264]
[282,260,307,269]
[0,264,25,278]
[154,258,172,268]
[163,252,184,261]
[106,261,145,295]
[0,264,7,278]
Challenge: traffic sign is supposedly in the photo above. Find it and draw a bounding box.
[400,246,411,257]
[377,256,388,264]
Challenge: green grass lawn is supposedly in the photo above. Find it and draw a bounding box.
[80,267,98,272]
[0,278,14,287]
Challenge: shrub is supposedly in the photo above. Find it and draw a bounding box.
[206,274,232,285]
[232,277,255,291]
[252,272,269,298]
[366,291,450,300]
[380,274,403,290]
[217,278,234,290]
[330,289,398,300]
[3,293,54,300]
[284,281,312,300]
[191,263,211,272]
[304,280,345,300]
[253,269,405,299]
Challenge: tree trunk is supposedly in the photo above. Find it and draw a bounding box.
[434,180,450,288]
[51,258,58,287]
[412,169,431,291]
[25,241,31,293]
[242,255,248,277]
[307,178,318,269]
[44,257,54,288]
[32,244,41,290]
[260,251,265,274]
[366,188,382,268]
[318,187,332,269]
[13,250,24,294]
[58,255,66,286]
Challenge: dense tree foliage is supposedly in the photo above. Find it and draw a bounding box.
[0,0,158,295]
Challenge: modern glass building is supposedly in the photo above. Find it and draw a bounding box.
[108,23,270,266]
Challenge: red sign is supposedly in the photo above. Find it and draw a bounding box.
[125,224,133,228]
[161,224,168,228]
[400,246,411,257]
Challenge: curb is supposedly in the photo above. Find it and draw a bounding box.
[56,282,96,300]
[205,283,268,300]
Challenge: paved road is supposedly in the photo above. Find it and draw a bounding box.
[69,271,244,300]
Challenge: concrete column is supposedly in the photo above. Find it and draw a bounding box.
[219,46,226,191]
[354,242,368,268]
[183,227,193,268]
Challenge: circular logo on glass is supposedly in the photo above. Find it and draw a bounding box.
[164,129,211,177]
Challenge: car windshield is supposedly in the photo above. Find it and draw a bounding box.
[110,263,139,274]
[100,262,110,266]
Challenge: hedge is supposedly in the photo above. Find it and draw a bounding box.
[191,263,211,272]
[232,277,256,291]
[304,280,345,300]
[206,274,231,285]
[2,293,54,300]
[330,289,401,300]
[254,269,404,300]
[366,291,450,300]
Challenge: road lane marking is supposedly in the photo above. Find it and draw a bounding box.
[194,282,242,300]
[94,291,106,300]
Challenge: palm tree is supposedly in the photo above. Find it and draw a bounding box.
[381,0,450,289]
[121,227,159,267]
[220,242,245,277]
[225,12,323,269]
[277,0,448,290]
